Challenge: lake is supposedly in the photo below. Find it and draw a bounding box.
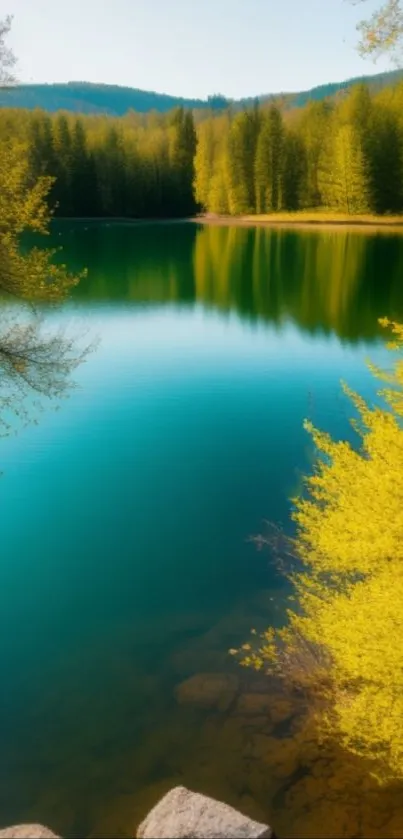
[1,221,403,838]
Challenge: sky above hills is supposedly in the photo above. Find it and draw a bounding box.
[7,0,394,99]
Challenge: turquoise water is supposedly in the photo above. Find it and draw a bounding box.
[1,222,403,838]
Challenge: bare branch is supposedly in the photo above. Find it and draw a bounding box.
[349,0,403,61]
[0,308,96,436]
[0,15,16,87]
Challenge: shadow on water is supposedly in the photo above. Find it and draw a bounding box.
[1,222,403,838]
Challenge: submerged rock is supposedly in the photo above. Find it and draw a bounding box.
[136,785,274,838]
[269,698,294,726]
[169,646,229,678]
[235,694,272,716]
[0,827,59,838]
[175,673,239,711]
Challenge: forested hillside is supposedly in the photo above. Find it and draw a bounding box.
[0,69,402,116]
[0,82,212,116]
[195,84,403,215]
[196,81,403,215]
[1,106,197,217]
[1,79,403,218]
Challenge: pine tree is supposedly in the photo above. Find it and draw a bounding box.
[282,130,307,211]
[347,83,373,139]
[254,117,272,214]
[194,118,215,210]
[94,126,127,216]
[299,101,333,208]
[254,106,285,213]
[369,103,403,213]
[208,166,230,214]
[170,107,197,216]
[227,110,259,214]
[205,112,231,214]
[51,114,73,215]
[319,123,370,214]
[71,119,98,217]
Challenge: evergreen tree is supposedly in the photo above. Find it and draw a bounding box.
[369,104,403,213]
[254,106,284,213]
[347,83,373,139]
[208,166,230,214]
[28,113,57,184]
[3,65,403,221]
[95,126,127,216]
[194,118,215,210]
[319,123,370,214]
[71,119,98,216]
[227,110,259,214]
[203,112,231,214]
[298,101,333,207]
[282,130,307,211]
[170,107,197,216]
[254,116,272,214]
[51,114,73,215]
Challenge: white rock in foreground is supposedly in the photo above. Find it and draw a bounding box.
[0,827,59,838]
[136,786,274,838]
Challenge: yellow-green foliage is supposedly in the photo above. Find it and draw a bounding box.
[0,139,80,301]
[0,17,87,437]
[236,319,403,783]
[356,0,403,59]
[294,319,403,578]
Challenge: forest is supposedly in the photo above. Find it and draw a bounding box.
[1,78,403,218]
[195,81,403,215]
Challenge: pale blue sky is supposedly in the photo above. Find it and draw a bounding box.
[3,0,393,99]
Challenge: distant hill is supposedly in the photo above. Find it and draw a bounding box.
[0,82,215,115]
[1,70,402,116]
[258,68,403,109]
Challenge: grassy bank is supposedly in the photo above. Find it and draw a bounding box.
[194,211,403,233]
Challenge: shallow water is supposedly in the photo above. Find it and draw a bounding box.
[1,221,403,838]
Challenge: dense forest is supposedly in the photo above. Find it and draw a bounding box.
[195,82,403,215]
[2,78,403,218]
[4,106,198,217]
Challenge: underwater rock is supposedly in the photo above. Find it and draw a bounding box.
[89,779,183,838]
[169,646,229,678]
[269,698,295,726]
[374,811,403,837]
[285,774,330,808]
[175,673,239,711]
[254,735,301,780]
[136,785,274,838]
[0,827,59,838]
[232,714,274,735]
[235,694,272,716]
[287,798,360,839]
[237,795,269,827]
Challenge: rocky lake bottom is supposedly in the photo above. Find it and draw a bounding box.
[3,586,402,839]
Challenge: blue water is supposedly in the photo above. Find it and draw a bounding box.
[0,222,401,838]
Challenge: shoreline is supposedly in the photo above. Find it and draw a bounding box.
[188,213,403,233]
[54,213,403,234]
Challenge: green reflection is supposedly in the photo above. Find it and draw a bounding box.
[61,221,403,343]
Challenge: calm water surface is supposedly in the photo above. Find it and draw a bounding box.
[1,222,403,838]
